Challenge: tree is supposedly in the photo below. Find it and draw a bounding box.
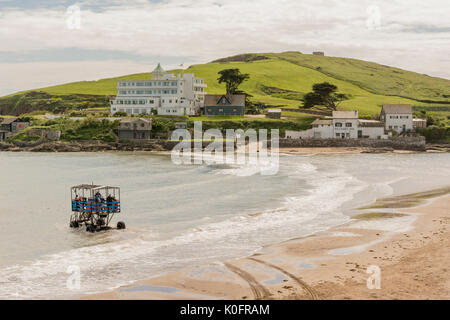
[302,82,348,111]
[217,69,250,94]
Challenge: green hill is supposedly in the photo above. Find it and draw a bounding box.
[1,51,450,117]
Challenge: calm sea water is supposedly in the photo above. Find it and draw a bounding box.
[0,151,448,299]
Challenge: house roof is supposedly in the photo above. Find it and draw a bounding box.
[381,104,412,114]
[312,119,332,125]
[0,117,18,125]
[358,120,384,127]
[332,111,358,119]
[119,118,152,124]
[204,94,245,107]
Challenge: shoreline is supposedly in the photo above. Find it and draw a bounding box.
[84,187,450,300]
[1,139,447,154]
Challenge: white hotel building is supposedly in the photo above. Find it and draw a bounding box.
[110,64,207,116]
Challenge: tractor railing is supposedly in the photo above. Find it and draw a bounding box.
[72,200,120,214]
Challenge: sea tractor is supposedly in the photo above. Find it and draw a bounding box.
[70,184,125,233]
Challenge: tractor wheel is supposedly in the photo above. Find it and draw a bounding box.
[117,221,126,230]
[86,225,96,233]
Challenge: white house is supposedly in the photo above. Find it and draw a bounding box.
[110,63,207,116]
[286,110,387,140]
[380,104,413,133]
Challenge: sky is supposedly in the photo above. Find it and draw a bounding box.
[0,0,449,96]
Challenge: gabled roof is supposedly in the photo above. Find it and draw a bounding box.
[119,118,152,124]
[332,111,358,119]
[358,120,384,127]
[0,117,18,125]
[204,94,245,107]
[381,104,412,114]
[312,119,332,125]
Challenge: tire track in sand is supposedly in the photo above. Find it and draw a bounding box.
[224,262,271,300]
[248,257,320,300]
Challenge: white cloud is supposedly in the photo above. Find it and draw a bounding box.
[0,0,449,95]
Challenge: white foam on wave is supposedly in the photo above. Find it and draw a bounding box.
[0,159,365,299]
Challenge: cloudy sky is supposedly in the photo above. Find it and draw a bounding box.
[0,0,449,96]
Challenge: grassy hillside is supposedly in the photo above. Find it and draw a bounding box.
[2,52,450,118]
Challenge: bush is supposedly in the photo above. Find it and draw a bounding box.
[419,126,450,142]
[113,111,128,117]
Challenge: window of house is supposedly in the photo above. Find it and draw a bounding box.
[335,122,342,127]
[336,133,340,137]
[346,123,352,127]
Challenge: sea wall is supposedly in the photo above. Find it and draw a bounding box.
[0,137,428,152]
[277,137,426,151]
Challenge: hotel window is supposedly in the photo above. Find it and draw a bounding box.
[336,133,340,138]
[346,123,352,127]
[346,133,350,137]
[149,100,154,104]
[335,122,342,127]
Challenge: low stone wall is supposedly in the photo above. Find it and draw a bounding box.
[277,137,426,151]
[0,137,427,152]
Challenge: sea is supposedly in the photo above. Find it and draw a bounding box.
[0,151,448,299]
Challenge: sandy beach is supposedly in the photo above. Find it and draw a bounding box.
[85,187,450,300]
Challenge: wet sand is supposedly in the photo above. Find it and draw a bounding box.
[84,188,450,300]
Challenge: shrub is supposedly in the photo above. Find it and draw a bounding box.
[419,126,450,142]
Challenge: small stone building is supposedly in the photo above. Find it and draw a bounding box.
[266,109,282,119]
[118,118,153,140]
[0,117,30,141]
[203,95,245,116]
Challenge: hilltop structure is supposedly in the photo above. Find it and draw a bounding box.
[110,64,207,116]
